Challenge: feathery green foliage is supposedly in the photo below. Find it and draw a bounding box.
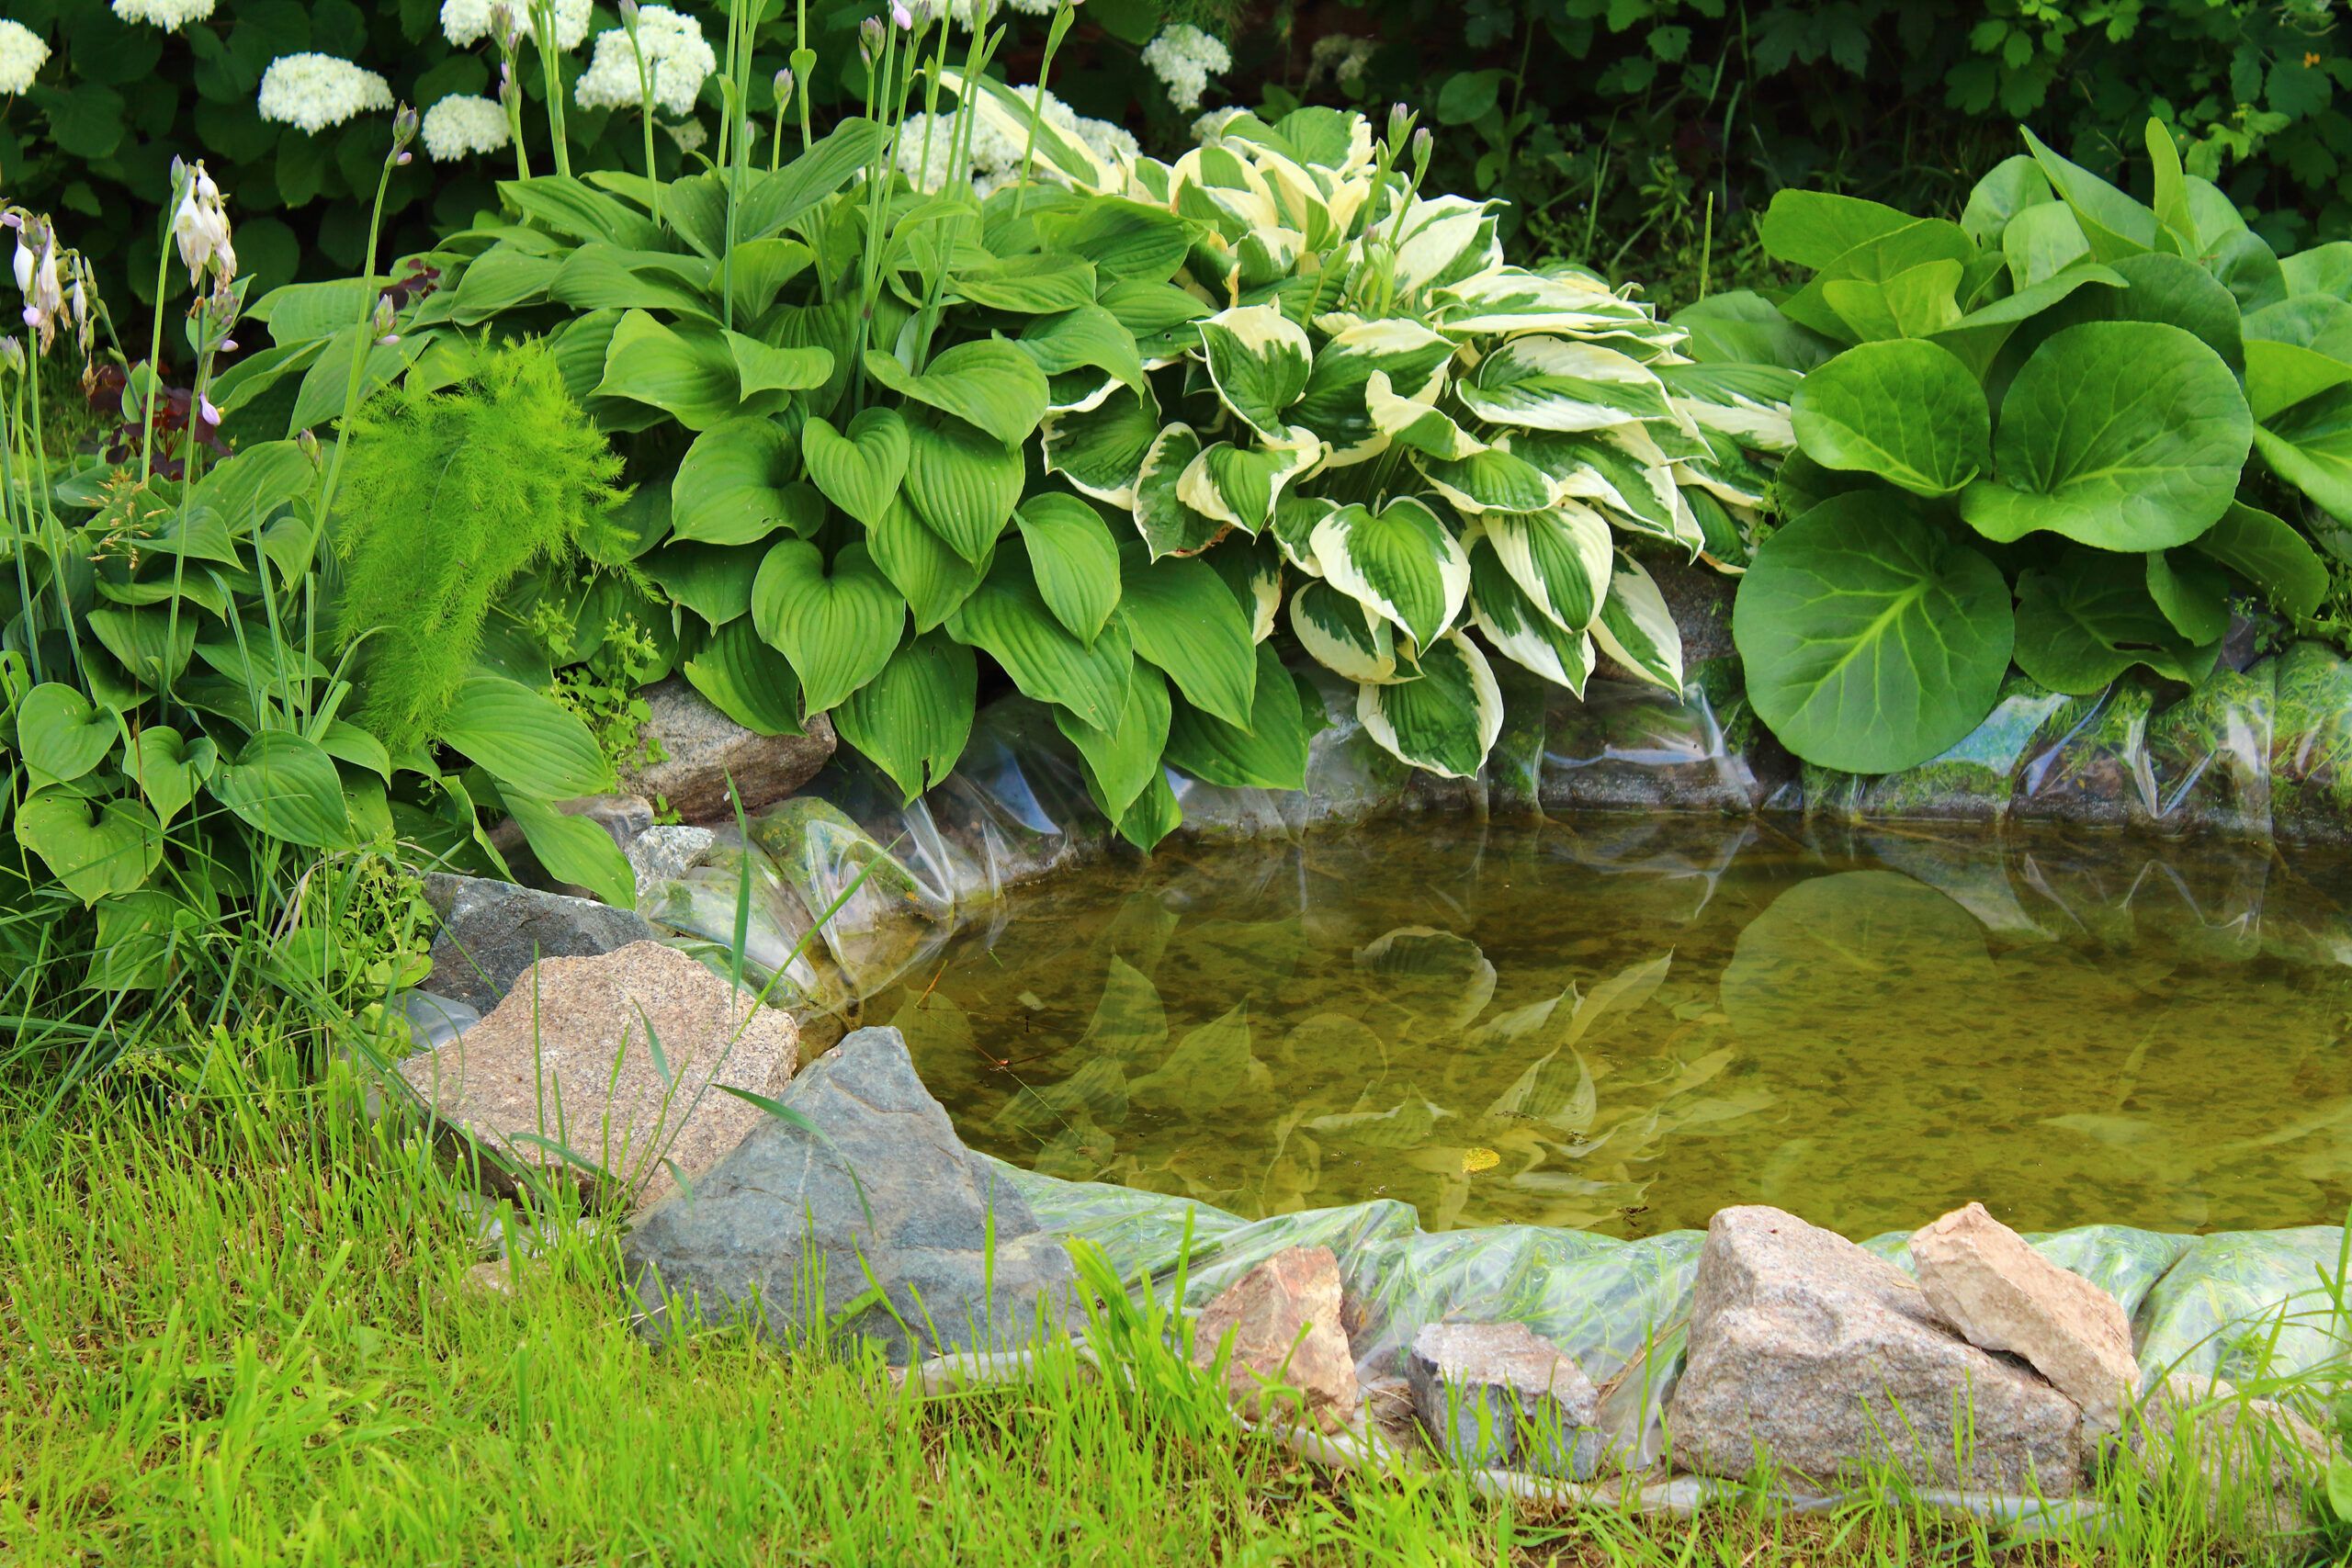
[334,337,627,755]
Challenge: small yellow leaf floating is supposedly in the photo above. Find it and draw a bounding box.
[1461,1147,1500,1174]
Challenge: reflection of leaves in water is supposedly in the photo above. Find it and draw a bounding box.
[1353,927,1497,1034]
[1720,869,1995,1044]
[1306,1097,1450,1147]
[1128,1004,1269,1113]
[1076,954,1167,1067]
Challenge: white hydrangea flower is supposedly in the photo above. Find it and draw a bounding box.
[895,112,960,191]
[0,20,51,95]
[441,0,592,50]
[666,118,707,153]
[257,53,395,133]
[1001,0,1055,12]
[1072,115,1138,168]
[1141,24,1230,113]
[421,94,512,160]
[111,0,217,28]
[1306,33,1374,90]
[1191,106,1246,147]
[574,6,714,118]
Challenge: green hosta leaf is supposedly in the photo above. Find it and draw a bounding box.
[1961,322,2249,550]
[648,541,762,626]
[752,540,906,712]
[1043,388,1160,510]
[1176,430,1322,532]
[320,721,393,782]
[1467,532,1596,694]
[947,546,1135,729]
[2143,548,2231,644]
[1478,505,1612,633]
[444,675,616,798]
[1164,641,1310,790]
[1309,497,1470,650]
[210,731,356,850]
[1792,339,1990,498]
[1591,550,1686,693]
[1415,444,1561,514]
[1055,662,1171,818]
[1132,423,1224,558]
[1456,335,1675,432]
[673,418,805,546]
[1014,494,1124,644]
[728,333,831,402]
[868,496,990,634]
[1099,278,1213,357]
[187,440,320,528]
[865,341,1050,446]
[1117,543,1259,727]
[802,407,910,530]
[2020,126,2158,260]
[1197,303,1314,440]
[834,631,977,803]
[1105,765,1182,852]
[1735,491,2014,773]
[2189,502,2327,619]
[594,310,822,430]
[1017,304,1148,399]
[682,617,806,736]
[451,249,560,322]
[1033,197,1193,283]
[953,253,1098,314]
[503,175,665,248]
[904,411,1022,564]
[128,727,215,829]
[2014,546,2218,694]
[1290,578,1402,683]
[549,243,718,319]
[509,793,636,908]
[1358,632,1503,780]
[1289,319,1455,461]
[16,795,164,905]
[17,683,119,787]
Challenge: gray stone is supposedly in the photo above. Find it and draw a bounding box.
[1407,1321,1605,1478]
[1668,1206,2086,1493]
[423,873,657,1011]
[619,677,836,823]
[628,825,718,904]
[621,1026,1074,1362]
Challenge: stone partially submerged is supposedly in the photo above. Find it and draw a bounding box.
[1668,1206,2086,1492]
[622,1026,1074,1362]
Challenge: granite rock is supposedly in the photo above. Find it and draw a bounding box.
[1407,1321,1605,1478]
[422,873,656,1011]
[619,677,835,823]
[1192,1246,1359,1432]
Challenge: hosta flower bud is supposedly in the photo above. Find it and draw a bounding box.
[891,1,913,28]
[618,0,638,22]
[1411,126,1431,173]
[1387,101,1409,147]
[297,426,322,463]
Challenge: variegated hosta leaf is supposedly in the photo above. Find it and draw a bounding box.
[1431,265,1664,344]
[1206,537,1283,643]
[1290,578,1402,683]
[1198,303,1314,439]
[1044,372,1123,415]
[1414,440,1561,514]
[1476,504,1613,633]
[1676,427,1778,511]
[938,70,1125,195]
[1467,533,1596,694]
[1376,194,1504,301]
[1357,631,1504,780]
[1592,549,1685,692]
[1455,335,1678,432]
[1269,493,1334,578]
[1176,426,1322,534]
[1170,146,1282,240]
[1513,427,1701,553]
[1366,371,1490,459]
[1657,362,1799,452]
[1042,387,1160,510]
[1683,486,1754,571]
[1308,494,1471,649]
[1290,319,1457,466]
[1132,423,1225,558]
[1236,228,1307,292]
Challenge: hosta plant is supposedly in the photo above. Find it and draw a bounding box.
[1712,119,2346,775]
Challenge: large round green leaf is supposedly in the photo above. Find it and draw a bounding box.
[1734,492,2014,773]
[209,731,357,850]
[1960,321,2250,550]
[2013,546,2218,694]
[751,540,906,712]
[2189,502,2327,620]
[1791,339,1990,498]
[834,631,977,804]
[16,683,119,787]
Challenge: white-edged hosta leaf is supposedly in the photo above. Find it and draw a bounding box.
[1289,577,1402,683]
[1456,335,1677,432]
[1290,319,1456,463]
[801,406,909,529]
[1657,362,1799,452]
[1478,504,1612,632]
[903,409,1021,564]
[834,630,978,804]
[1164,640,1310,789]
[1269,493,1333,578]
[1383,194,1503,298]
[1591,550,1685,692]
[751,538,906,711]
[1055,661,1171,819]
[1309,495,1471,649]
[1043,386,1161,509]
[1512,427,1687,546]
[1018,303,1148,399]
[1132,423,1225,558]
[1677,429,1777,510]
[1431,265,1658,338]
[864,340,1050,445]
[868,495,990,634]
[1175,427,1323,532]
[1366,370,1488,459]
[938,68,1124,193]
[1014,493,1124,644]
[946,544,1134,729]
[1116,542,1259,726]
[1197,303,1313,439]
[1414,441,1562,514]
[1358,631,1503,779]
[1468,533,1597,693]
[1206,537,1283,642]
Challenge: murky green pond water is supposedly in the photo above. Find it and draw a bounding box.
[876,818,2352,1239]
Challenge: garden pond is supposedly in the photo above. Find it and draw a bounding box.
[872,818,2352,1241]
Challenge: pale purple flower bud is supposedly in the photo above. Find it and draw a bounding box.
[200,396,222,423]
[397,151,413,165]
[774,67,794,110]
[1387,102,1409,146]
[222,338,239,353]
[891,2,912,28]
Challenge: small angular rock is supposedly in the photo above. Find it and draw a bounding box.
[422,873,656,1011]
[1191,1246,1359,1432]
[1913,1201,2139,1430]
[619,677,835,823]
[628,824,718,904]
[1407,1321,1604,1478]
[1668,1206,2086,1493]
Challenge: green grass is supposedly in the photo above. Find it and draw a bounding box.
[0,1033,2341,1566]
